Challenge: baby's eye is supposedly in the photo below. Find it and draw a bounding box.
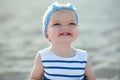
[69,23,76,26]
[53,23,61,26]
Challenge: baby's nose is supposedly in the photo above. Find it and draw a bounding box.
[61,24,69,28]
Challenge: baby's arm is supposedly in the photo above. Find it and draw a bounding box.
[85,57,96,80]
[29,53,44,80]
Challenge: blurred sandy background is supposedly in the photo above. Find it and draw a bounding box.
[0,0,120,80]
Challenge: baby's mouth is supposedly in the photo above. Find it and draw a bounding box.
[59,32,72,36]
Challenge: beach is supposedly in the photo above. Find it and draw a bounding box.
[0,0,120,80]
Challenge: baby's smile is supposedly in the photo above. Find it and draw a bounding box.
[59,32,72,36]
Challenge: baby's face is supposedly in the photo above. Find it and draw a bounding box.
[46,9,78,44]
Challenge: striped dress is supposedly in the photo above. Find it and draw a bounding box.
[38,48,88,80]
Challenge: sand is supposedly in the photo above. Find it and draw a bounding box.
[0,0,120,80]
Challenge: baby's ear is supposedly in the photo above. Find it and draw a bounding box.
[45,33,49,40]
[45,33,51,42]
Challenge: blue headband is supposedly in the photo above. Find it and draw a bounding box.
[43,2,78,36]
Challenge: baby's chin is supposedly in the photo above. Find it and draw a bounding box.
[58,37,74,43]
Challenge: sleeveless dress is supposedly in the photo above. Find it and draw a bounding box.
[38,48,88,80]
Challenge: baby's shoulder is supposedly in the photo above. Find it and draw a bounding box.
[38,48,50,54]
[38,48,52,58]
[75,48,88,60]
[38,48,55,61]
[76,48,87,54]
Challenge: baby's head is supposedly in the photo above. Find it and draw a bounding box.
[42,2,78,37]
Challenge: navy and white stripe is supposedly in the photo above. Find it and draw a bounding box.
[39,48,88,80]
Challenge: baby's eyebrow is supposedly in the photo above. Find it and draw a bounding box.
[69,19,77,22]
[50,20,60,24]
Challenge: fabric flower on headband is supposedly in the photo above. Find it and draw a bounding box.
[42,2,78,37]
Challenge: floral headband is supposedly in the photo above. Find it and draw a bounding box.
[43,2,78,37]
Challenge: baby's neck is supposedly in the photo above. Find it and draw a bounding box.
[50,45,76,58]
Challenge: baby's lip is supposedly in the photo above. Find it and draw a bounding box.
[59,32,72,36]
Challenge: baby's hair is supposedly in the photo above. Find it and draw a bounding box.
[43,2,78,37]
